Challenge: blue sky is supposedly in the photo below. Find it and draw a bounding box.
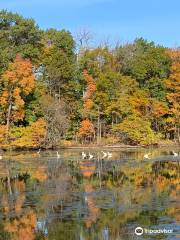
[0,0,180,47]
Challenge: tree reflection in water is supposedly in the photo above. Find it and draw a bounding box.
[0,149,179,240]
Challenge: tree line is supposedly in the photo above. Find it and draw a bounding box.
[0,10,179,149]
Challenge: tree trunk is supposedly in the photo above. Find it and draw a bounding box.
[6,91,12,141]
[97,106,100,145]
[7,172,12,195]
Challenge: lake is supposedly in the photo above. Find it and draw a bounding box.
[0,147,179,240]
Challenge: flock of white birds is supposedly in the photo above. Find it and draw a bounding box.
[81,151,113,160]
[0,150,179,161]
[143,151,179,160]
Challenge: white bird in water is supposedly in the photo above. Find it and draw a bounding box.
[107,152,112,159]
[85,196,88,202]
[82,151,86,159]
[37,149,41,154]
[89,153,93,160]
[144,153,151,160]
[172,151,178,157]
[101,151,107,159]
[56,151,60,159]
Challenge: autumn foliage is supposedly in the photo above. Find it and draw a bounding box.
[0,54,46,148]
[78,119,95,138]
[0,11,179,148]
[164,49,180,140]
[10,118,46,148]
[83,70,96,105]
[78,71,96,140]
[0,54,35,124]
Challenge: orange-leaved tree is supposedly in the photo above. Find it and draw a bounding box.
[0,54,35,139]
[83,70,96,105]
[79,119,95,139]
[78,70,96,142]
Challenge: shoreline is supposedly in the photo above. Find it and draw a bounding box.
[61,143,180,149]
[1,143,179,152]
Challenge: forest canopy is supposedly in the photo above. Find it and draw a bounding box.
[0,10,179,149]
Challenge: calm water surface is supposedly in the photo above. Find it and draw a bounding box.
[0,147,179,240]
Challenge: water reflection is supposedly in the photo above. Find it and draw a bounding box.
[0,148,179,240]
